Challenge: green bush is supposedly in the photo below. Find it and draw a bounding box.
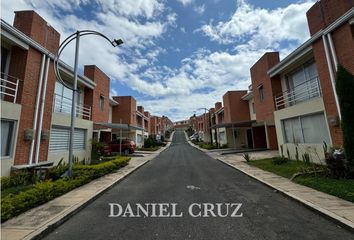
[335,66,354,172]
[272,156,289,165]
[1,172,31,190]
[1,156,130,222]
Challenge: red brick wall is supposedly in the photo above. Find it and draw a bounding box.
[307,0,354,36]
[252,126,267,148]
[14,11,60,53]
[84,65,110,123]
[112,96,136,125]
[250,52,280,122]
[267,126,278,150]
[222,91,249,123]
[307,0,354,146]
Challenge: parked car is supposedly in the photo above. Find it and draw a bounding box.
[189,133,199,141]
[104,139,136,155]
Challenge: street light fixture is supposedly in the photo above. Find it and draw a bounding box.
[54,30,123,178]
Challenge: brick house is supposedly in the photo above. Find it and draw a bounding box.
[0,11,112,176]
[268,0,354,161]
[211,91,256,148]
[244,52,282,150]
[110,96,150,148]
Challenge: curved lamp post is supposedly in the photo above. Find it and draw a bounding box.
[54,30,123,178]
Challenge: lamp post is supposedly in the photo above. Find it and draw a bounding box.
[197,108,212,145]
[54,30,123,178]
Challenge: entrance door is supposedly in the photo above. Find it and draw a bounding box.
[246,129,253,149]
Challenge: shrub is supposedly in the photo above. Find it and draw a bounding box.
[302,152,311,165]
[1,171,31,190]
[272,156,288,165]
[324,145,349,178]
[335,66,354,172]
[1,156,130,222]
[243,153,251,162]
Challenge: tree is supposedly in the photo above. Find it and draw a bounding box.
[335,65,354,171]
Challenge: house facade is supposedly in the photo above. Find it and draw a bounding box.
[268,0,354,161]
[0,11,105,176]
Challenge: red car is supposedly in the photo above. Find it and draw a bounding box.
[104,139,136,155]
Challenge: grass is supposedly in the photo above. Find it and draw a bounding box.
[138,146,161,151]
[248,159,354,203]
[248,159,306,178]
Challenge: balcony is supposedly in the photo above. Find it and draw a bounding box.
[53,93,91,120]
[275,77,321,110]
[0,73,20,103]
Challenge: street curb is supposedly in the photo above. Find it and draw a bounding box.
[216,158,354,233]
[27,158,151,240]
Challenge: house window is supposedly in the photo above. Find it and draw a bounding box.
[49,127,86,152]
[286,60,319,105]
[252,102,256,114]
[258,85,264,102]
[99,95,104,111]
[282,113,330,144]
[54,81,81,115]
[1,119,16,158]
[1,47,10,78]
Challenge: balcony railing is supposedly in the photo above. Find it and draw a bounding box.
[0,73,20,103]
[53,93,91,120]
[275,77,321,110]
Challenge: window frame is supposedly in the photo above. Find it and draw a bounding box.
[1,119,16,159]
[258,85,264,102]
[281,112,330,144]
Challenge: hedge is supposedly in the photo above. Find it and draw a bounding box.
[1,156,130,222]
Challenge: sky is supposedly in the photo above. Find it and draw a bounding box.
[1,0,316,121]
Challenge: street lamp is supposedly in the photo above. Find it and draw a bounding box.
[54,30,123,178]
[197,108,213,145]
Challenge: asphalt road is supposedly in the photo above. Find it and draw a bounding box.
[44,130,353,240]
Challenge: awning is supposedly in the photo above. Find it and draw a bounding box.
[94,122,145,131]
[211,120,256,129]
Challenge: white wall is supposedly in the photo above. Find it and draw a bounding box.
[48,112,93,165]
[274,97,331,164]
[0,101,21,176]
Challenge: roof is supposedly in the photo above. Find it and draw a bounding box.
[268,7,354,77]
[1,19,96,89]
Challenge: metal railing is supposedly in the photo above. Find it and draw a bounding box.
[275,76,321,110]
[53,93,91,120]
[0,73,20,103]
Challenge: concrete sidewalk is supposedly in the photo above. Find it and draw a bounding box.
[1,137,173,240]
[187,136,354,231]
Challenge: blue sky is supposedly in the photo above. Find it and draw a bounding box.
[2,0,316,121]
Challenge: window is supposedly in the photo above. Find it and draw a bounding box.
[1,47,9,78]
[282,113,330,144]
[1,119,16,158]
[54,81,81,115]
[258,85,264,102]
[99,95,104,111]
[49,127,86,152]
[252,102,256,114]
[286,60,319,105]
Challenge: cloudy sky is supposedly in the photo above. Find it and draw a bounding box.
[2,0,316,121]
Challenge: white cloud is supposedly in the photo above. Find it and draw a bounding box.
[198,0,315,49]
[1,0,316,121]
[194,4,206,15]
[177,0,194,7]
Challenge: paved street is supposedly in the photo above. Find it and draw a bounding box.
[44,130,353,240]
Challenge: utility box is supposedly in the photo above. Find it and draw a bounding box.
[24,129,34,141]
[41,130,50,140]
